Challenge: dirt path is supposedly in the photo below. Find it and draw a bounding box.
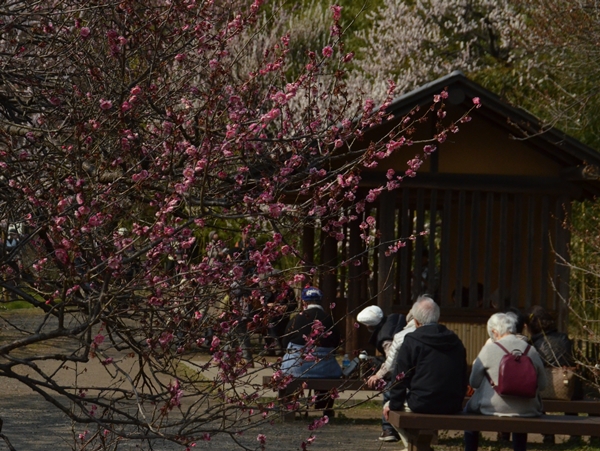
[0,309,387,450]
[0,388,388,451]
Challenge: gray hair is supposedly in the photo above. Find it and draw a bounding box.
[412,295,440,325]
[487,312,517,340]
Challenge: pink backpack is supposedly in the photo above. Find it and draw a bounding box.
[485,342,538,398]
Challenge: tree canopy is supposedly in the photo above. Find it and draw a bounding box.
[0,1,474,448]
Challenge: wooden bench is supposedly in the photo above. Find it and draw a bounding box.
[388,410,600,451]
[542,399,600,415]
[262,376,377,420]
[263,375,600,421]
[464,397,600,415]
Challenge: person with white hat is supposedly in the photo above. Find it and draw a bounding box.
[356,304,407,442]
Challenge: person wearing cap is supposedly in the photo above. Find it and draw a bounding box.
[357,305,407,361]
[280,286,342,414]
[366,310,417,389]
[281,286,341,376]
[356,305,407,442]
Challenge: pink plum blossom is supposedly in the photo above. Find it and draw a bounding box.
[330,5,342,21]
[99,99,113,110]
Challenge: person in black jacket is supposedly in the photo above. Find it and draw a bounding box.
[528,305,579,445]
[528,306,574,367]
[280,287,341,357]
[357,305,406,442]
[280,286,342,415]
[383,295,468,449]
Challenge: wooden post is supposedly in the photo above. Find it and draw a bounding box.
[378,190,396,313]
[347,218,362,353]
[322,234,338,314]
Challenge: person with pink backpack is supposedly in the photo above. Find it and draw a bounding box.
[464,312,548,451]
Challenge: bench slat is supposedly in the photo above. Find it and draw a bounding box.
[263,378,600,415]
[543,399,600,415]
[389,411,600,436]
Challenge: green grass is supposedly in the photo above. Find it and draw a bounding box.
[0,300,35,310]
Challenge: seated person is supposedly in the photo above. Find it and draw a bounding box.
[527,305,578,445]
[383,296,467,448]
[356,305,407,442]
[367,310,417,388]
[281,286,341,377]
[263,284,297,356]
[465,312,547,451]
[280,286,341,414]
[528,305,574,367]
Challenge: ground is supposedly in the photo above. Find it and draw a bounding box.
[2,397,597,451]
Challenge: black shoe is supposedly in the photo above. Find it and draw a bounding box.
[379,429,400,442]
[542,434,555,445]
[497,432,511,443]
[566,436,582,445]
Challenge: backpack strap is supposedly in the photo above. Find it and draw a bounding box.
[485,370,496,387]
[495,340,531,356]
[485,341,515,387]
[493,341,511,354]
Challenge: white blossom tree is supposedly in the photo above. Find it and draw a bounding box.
[348,0,528,101]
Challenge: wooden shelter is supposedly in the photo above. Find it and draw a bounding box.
[305,72,600,360]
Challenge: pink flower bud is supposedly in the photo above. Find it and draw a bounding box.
[99,99,113,110]
[330,5,342,21]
